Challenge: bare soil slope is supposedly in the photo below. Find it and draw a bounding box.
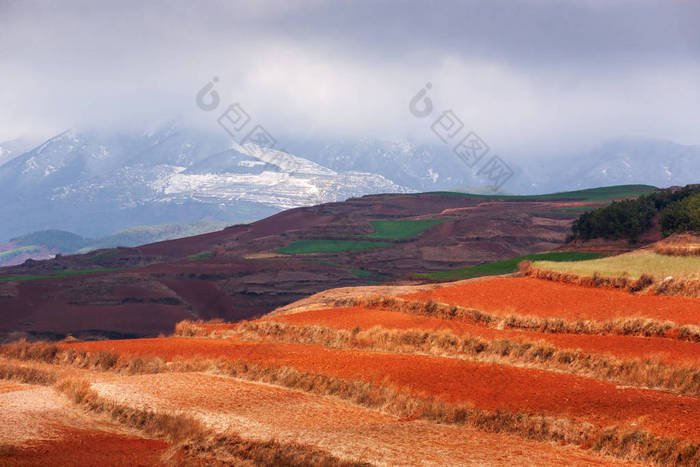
[1,193,615,340]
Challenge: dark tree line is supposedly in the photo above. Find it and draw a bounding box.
[660,193,700,236]
[571,185,700,242]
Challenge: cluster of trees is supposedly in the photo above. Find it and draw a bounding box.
[571,185,700,242]
[660,193,700,236]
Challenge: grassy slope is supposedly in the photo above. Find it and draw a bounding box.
[533,251,700,279]
[430,184,658,202]
[416,252,605,281]
[277,240,393,255]
[368,219,448,239]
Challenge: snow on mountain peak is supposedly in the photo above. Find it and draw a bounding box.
[234,142,337,177]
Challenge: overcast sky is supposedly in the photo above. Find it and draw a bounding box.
[1,0,699,156]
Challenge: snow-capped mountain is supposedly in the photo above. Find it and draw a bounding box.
[0,123,410,241]
[2,121,697,242]
[563,138,700,190]
[285,139,484,192]
[157,144,405,210]
[288,137,699,195]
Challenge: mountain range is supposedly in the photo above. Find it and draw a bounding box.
[0,123,407,241]
[1,121,698,243]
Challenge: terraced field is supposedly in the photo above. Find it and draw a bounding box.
[402,277,700,325]
[277,240,393,255]
[1,270,698,465]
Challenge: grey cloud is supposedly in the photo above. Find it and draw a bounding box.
[0,0,698,157]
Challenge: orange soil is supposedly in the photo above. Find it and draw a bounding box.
[64,338,700,441]
[89,372,633,466]
[268,307,700,365]
[402,277,700,324]
[2,426,168,466]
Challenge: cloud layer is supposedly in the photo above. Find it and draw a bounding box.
[1,0,699,157]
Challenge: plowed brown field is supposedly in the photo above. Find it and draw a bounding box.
[267,306,700,365]
[64,337,700,440]
[402,277,700,324]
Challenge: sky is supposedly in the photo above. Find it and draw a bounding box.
[1,0,699,157]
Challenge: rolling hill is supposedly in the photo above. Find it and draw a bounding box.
[0,185,660,341]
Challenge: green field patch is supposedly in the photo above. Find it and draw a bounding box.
[277,240,393,255]
[416,252,605,282]
[0,267,125,282]
[350,268,373,277]
[368,219,449,239]
[187,251,212,260]
[430,185,658,203]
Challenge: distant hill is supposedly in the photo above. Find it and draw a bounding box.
[0,185,662,340]
[12,230,89,252]
[0,220,230,267]
[78,220,230,253]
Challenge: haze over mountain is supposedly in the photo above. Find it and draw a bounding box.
[0,138,36,167]
[1,120,699,243]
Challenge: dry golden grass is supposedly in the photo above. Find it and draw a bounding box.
[532,251,700,280]
[653,234,700,257]
[525,264,700,298]
[0,340,167,374]
[528,250,700,298]
[55,377,368,467]
[0,363,58,386]
[235,321,700,397]
[339,296,700,342]
[174,319,237,338]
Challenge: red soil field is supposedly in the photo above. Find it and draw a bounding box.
[268,307,700,365]
[2,427,168,466]
[402,277,700,324]
[64,337,700,441]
